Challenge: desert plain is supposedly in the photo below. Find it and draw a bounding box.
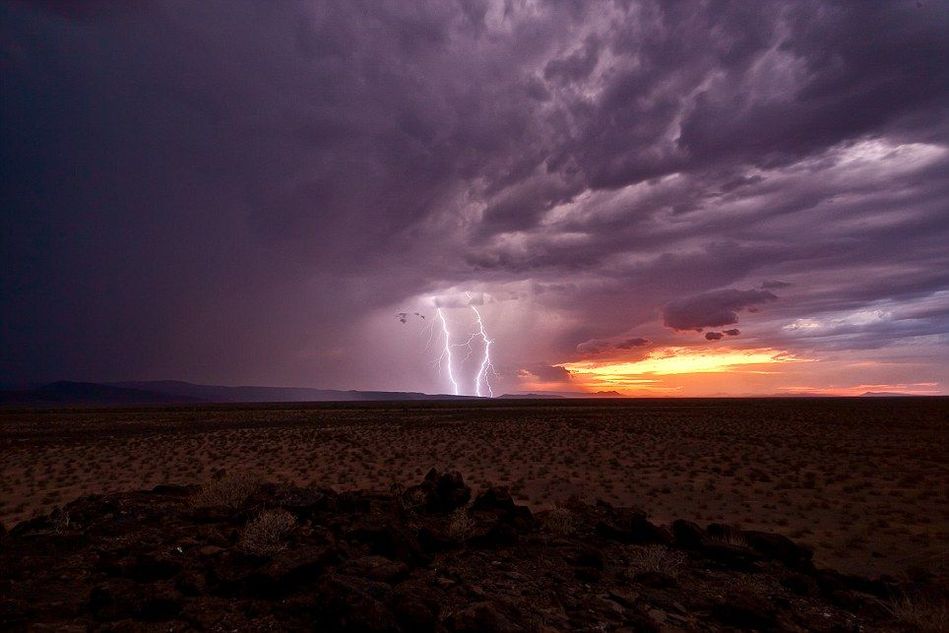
[2,397,946,580]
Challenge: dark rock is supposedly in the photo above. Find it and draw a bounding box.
[392,584,440,633]
[417,526,459,552]
[254,544,339,593]
[126,552,181,582]
[346,522,429,566]
[339,555,409,583]
[272,485,335,520]
[470,521,520,547]
[401,469,471,514]
[445,601,518,633]
[780,572,818,596]
[314,576,398,633]
[671,520,705,548]
[429,469,472,512]
[596,511,671,545]
[149,484,193,496]
[712,591,776,630]
[472,486,517,513]
[815,569,895,598]
[572,545,605,569]
[700,542,761,570]
[706,522,742,540]
[633,570,678,588]
[742,530,814,570]
[88,580,182,621]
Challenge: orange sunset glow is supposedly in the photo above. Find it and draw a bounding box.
[553,347,803,395]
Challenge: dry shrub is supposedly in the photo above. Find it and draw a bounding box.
[711,531,750,549]
[545,506,576,536]
[887,595,948,633]
[629,545,688,579]
[447,508,474,540]
[192,474,257,509]
[239,509,296,555]
[401,487,428,512]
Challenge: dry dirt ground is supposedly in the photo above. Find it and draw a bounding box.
[1,398,946,579]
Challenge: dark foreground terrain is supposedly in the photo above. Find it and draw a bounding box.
[2,398,947,578]
[2,469,945,632]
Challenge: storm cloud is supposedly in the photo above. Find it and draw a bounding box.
[662,289,779,332]
[1,0,947,394]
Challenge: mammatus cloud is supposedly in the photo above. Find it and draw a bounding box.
[663,289,778,332]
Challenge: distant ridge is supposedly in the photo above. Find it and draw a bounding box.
[0,381,203,406]
[860,391,916,397]
[498,393,565,399]
[0,380,478,406]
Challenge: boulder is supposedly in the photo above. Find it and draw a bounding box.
[346,522,429,566]
[742,530,813,570]
[671,520,705,548]
[401,469,471,514]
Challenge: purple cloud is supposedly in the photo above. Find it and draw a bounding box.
[663,289,778,332]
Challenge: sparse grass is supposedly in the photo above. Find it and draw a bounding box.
[544,506,576,536]
[239,509,296,555]
[710,531,750,549]
[192,474,257,509]
[886,595,948,633]
[448,508,474,540]
[628,545,688,579]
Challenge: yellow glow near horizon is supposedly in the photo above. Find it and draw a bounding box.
[560,347,798,386]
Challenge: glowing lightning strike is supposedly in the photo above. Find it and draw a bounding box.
[471,305,496,398]
[435,307,459,396]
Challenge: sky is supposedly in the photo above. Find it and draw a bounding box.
[2,0,948,397]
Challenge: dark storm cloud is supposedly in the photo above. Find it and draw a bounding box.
[576,336,649,355]
[662,289,778,332]
[1,0,947,390]
[527,364,572,383]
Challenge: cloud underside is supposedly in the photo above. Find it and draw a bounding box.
[1,0,947,393]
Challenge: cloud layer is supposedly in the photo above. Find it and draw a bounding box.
[1,0,947,394]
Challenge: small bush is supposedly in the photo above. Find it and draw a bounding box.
[239,509,296,555]
[447,508,474,540]
[544,506,576,536]
[887,595,948,633]
[192,474,257,509]
[401,487,428,512]
[629,545,688,579]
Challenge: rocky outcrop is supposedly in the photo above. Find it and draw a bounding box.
[0,472,936,632]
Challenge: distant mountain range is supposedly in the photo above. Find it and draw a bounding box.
[0,381,932,406]
[0,380,480,406]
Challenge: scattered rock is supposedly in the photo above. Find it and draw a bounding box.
[0,470,917,633]
[445,601,518,633]
[712,590,776,630]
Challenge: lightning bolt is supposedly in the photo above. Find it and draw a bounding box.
[435,307,459,396]
[471,305,496,398]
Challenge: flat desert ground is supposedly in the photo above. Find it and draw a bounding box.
[2,398,946,579]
